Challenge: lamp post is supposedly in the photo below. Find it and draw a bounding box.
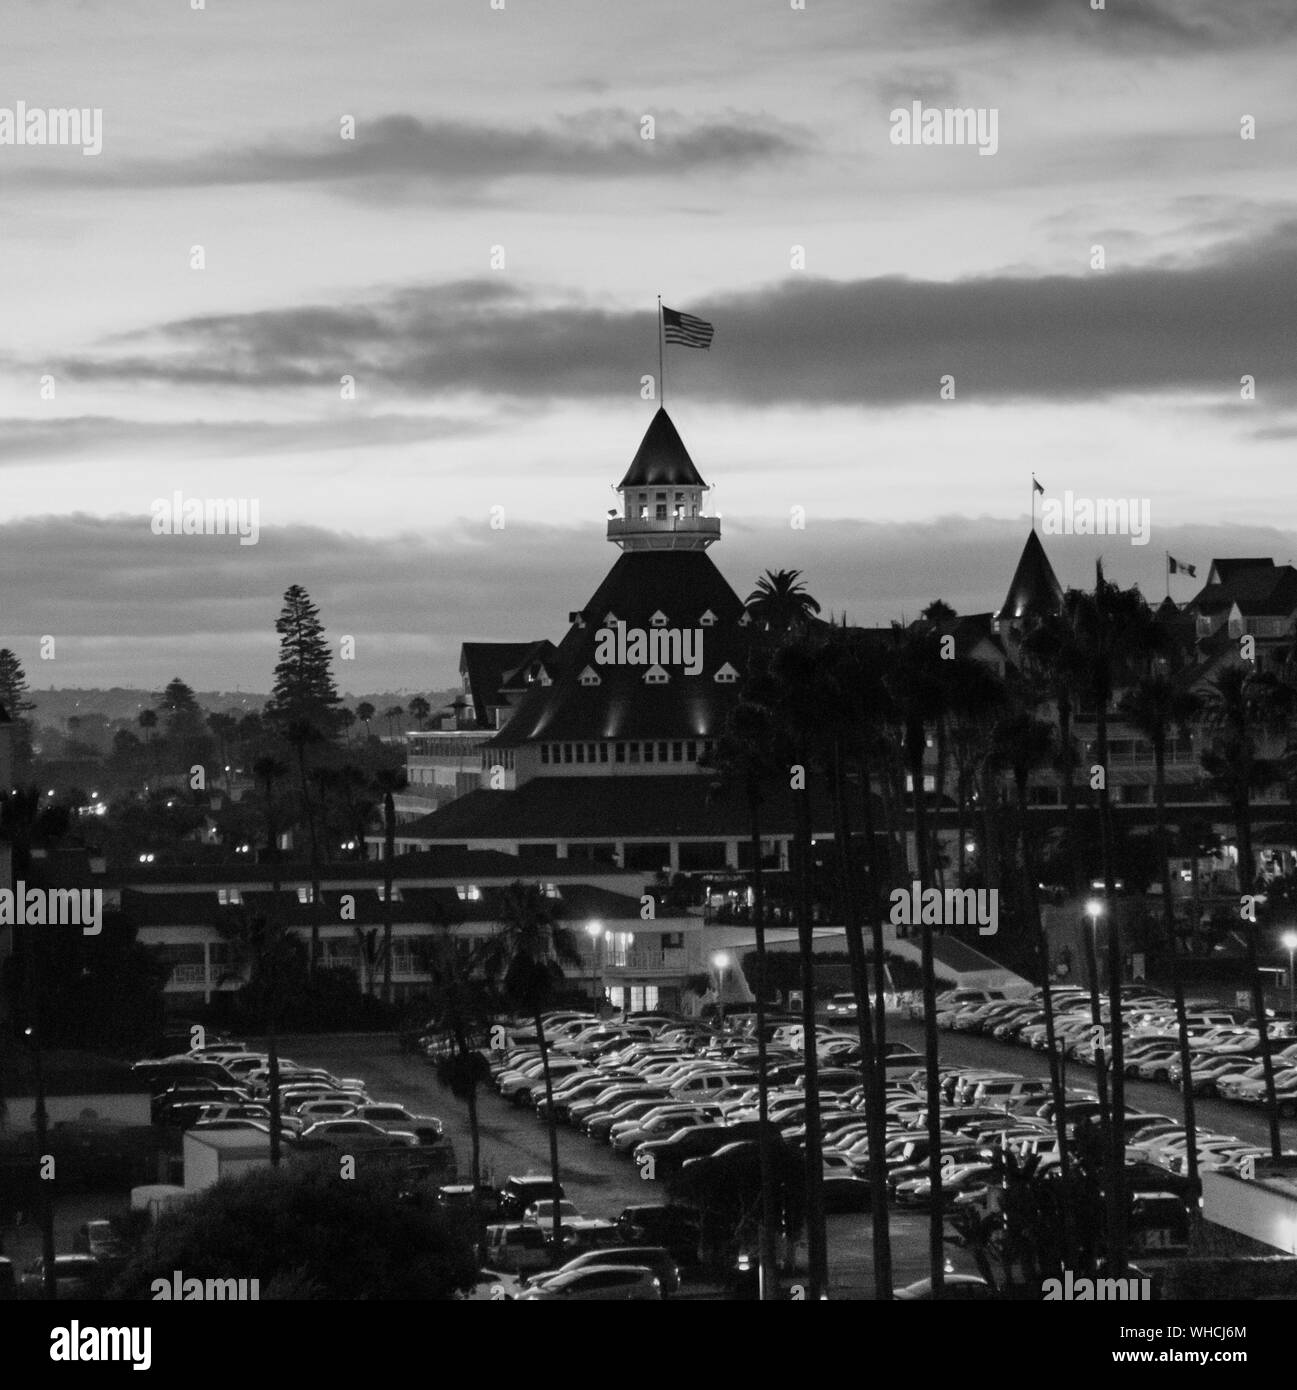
[712,951,730,1029]
[1283,931,1297,1034]
[1083,899,1111,1130]
[585,921,602,1012]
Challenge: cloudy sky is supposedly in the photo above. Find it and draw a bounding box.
[3,0,1296,694]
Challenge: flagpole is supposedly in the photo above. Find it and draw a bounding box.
[1031,474,1037,531]
[1166,552,1170,601]
[657,295,665,407]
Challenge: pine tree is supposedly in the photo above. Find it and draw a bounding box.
[266,586,341,735]
[0,648,35,715]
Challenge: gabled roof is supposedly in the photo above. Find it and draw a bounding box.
[1189,561,1297,619]
[488,549,753,746]
[460,641,554,727]
[617,408,707,490]
[996,531,1064,624]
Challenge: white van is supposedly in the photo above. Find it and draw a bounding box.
[971,1078,1052,1110]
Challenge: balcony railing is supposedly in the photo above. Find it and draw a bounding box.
[606,516,721,545]
[606,948,689,974]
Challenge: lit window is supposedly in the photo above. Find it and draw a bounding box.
[456,884,482,901]
[297,886,314,904]
[218,887,242,906]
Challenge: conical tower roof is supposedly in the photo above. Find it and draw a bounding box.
[617,408,707,489]
[996,530,1063,623]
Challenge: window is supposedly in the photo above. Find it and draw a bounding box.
[662,932,684,948]
[378,885,403,903]
[714,662,739,683]
[650,610,668,627]
[643,741,654,762]
[615,742,626,763]
[217,887,242,906]
[687,740,697,761]
[541,745,549,764]
[456,885,482,901]
[296,886,314,904]
[587,743,597,762]
[699,609,717,627]
[563,744,573,764]
[629,742,640,763]
[656,504,668,520]
[639,506,648,519]
[576,743,585,763]
[671,742,682,761]
[644,664,670,684]
[599,743,609,763]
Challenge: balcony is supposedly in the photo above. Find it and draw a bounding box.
[606,516,720,550]
[605,948,689,976]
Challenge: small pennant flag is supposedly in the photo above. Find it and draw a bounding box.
[1032,476,1045,495]
[662,306,715,349]
[1168,556,1197,578]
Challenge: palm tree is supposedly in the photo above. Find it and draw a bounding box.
[767,636,831,1299]
[1119,672,1204,1193]
[420,933,494,1240]
[481,882,582,1262]
[283,716,327,973]
[989,706,1074,1254]
[408,695,432,731]
[372,767,409,1005]
[746,569,822,636]
[813,625,894,1297]
[1021,602,1090,894]
[1200,664,1283,1158]
[1069,563,1162,1269]
[706,691,787,1299]
[337,706,358,746]
[356,702,376,740]
[882,621,951,1295]
[383,705,405,739]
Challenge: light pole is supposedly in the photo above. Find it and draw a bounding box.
[1083,899,1111,1131]
[585,921,602,1011]
[712,951,730,1029]
[1283,931,1297,1034]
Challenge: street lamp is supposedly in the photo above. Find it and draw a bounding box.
[1283,931,1297,1033]
[1082,899,1111,1129]
[585,921,603,1010]
[712,951,731,1028]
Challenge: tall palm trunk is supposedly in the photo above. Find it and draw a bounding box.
[908,719,945,1297]
[859,755,893,1253]
[794,762,829,1297]
[831,740,892,1297]
[747,786,780,1299]
[533,1014,565,1262]
[382,792,396,1004]
[1015,769,1074,1264]
[296,742,322,975]
[1154,735,1200,1197]
[1058,691,1081,895]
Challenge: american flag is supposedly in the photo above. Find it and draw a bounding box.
[662,306,715,349]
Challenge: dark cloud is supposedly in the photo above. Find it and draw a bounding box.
[4,512,1293,691]
[45,222,1297,409]
[0,412,491,465]
[927,0,1295,48]
[20,110,803,192]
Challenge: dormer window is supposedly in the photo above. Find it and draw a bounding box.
[649,610,668,627]
[603,611,618,626]
[699,609,717,627]
[644,665,671,684]
[738,611,752,627]
[579,666,601,687]
[714,663,739,683]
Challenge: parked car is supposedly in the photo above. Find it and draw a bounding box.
[20,1254,102,1298]
[524,1245,681,1296]
[514,1265,663,1301]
